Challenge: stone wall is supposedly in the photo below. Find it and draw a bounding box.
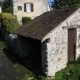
[18,35,41,57]
[41,25,68,76]
[41,41,48,75]
[5,32,19,54]
[41,9,80,76]
[13,0,50,24]
[76,28,80,58]
[0,7,1,13]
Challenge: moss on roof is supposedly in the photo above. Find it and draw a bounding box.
[15,7,79,40]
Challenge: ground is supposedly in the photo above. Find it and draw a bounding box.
[0,35,56,80]
[0,36,37,80]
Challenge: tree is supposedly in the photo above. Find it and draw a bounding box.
[2,0,13,13]
[0,1,3,6]
[0,1,3,11]
[51,0,80,9]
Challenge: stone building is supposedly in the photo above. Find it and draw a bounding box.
[15,7,80,76]
[12,0,50,24]
[0,6,1,13]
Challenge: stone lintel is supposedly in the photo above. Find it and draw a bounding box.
[62,25,80,29]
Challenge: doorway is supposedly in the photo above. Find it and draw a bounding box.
[68,29,75,62]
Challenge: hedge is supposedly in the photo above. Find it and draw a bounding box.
[22,17,31,25]
[1,13,20,33]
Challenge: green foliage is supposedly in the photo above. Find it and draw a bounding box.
[22,17,31,25]
[76,56,80,63]
[52,0,80,9]
[54,57,80,80]
[38,75,47,80]
[21,74,48,80]
[3,6,13,13]
[0,13,2,20]
[21,71,36,80]
[0,40,7,50]
[21,74,29,80]
[1,13,20,33]
[2,0,13,13]
[0,1,3,5]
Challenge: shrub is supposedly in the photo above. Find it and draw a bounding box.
[38,75,47,80]
[76,56,80,63]
[22,17,31,25]
[0,13,2,20]
[1,13,20,33]
[3,6,13,13]
[0,13,1,26]
[54,58,80,80]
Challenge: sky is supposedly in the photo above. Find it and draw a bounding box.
[48,0,53,3]
[48,0,54,8]
[0,0,3,1]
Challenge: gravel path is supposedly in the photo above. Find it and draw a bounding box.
[0,51,17,80]
[0,39,27,80]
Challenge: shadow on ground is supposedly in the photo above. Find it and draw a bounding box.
[0,35,43,79]
[3,47,42,77]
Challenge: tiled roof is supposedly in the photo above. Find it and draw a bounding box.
[15,7,79,40]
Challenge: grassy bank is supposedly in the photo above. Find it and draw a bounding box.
[54,57,80,80]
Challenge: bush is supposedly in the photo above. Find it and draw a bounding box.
[1,13,20,33]
[54,58,80,80]
[38,75,47,80]
[3,6,13,13]
[0,13,2,20]
[0,13,1,26]
[76,56,80,63]
[22,17,31,25]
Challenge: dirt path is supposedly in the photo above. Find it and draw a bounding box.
[0,51,19,80]
[0,37,29,80]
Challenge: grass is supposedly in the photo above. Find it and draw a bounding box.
[13,62,37,80]
[14,64,18,68]
[54,57,80,80]
[0,41,6,49]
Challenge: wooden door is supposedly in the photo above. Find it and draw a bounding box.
[68,29,75,62]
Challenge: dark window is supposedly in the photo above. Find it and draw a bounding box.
[24,3,33,12]
[18,6,22,11]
